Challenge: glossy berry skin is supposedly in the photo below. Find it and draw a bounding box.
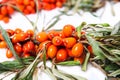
[36,32,48,42]
[71,43,84,57]
[6,29,15,36]
[23,41,35,53]
[26,29,34,37]
[0,41,7,48]
[47,30,59,40]
[14,43,22,55]
[56,48,67,62]
[63,37,76,48]
[87,45,94,56]
[47,44,57,59]
[6,49,13,58]
[52,36,63,46]
[63,24,75,37]
[23,52,30,58]
[74,53,85,64]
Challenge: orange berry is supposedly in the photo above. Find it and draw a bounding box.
[26,29,34,37]
[17,4,25,12]
[3,16,9,23]
[0,14,4,20]
[6,49,13,58]
[0,34,4,41]
[36,32,48,42]
[30,1,35,8]
[6,29,15,36]
[47,30,59,40]
[38,40,51,50]
[1,6,8,15]
[47,44,57,59]
[16,0,23,4]
[7,6,14,15]
[14,43,22,55]
[88,45,94,56]
[26,5,33,13]
[23,0,30,5]
[66,48,73,57]
[52,36,63,46]
[23,53,30,58]
[56,48,67,62]
[0,41,7,48]
[63,37,76,48]
[63,24,75,37]
[12,35,19,43]
[74,53,85,64]
[71,43,84,57]
[15,28,23,34]
[58,31,65,38]
[16,32,27,41]
[56,1,62,8]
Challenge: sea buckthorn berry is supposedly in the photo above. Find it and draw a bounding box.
[52,36,63,46]
[47,44,57,59]
[23,41,35,53]
[71,43,84,57]
[56,48,67,62]
[26,29,34,37]
[3,16,9,23]
[23,52,30,58]
[6,29,15,36]
[63,37,76,48]
[7,6,14,15]
[63,24,75,37]
[88,45,94,56]
[36,32,48,42]
[1,6,8,15]
[0,41,7,48]
[47,30,59,40]
[74,53,85,64]
[66,48,73,57]
[6,49,13,58]
[56,1,62,8]
[14,43,22,55]
[38,40,51,50]
[0,14,4,20]
[15,28,23,34]
[12,35,19,43]
[58,31,65,38]
[16,32,27,41]
[0,34,4,41]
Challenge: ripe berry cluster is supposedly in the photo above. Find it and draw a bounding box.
[0,0,66,23]
[0,24,93,64]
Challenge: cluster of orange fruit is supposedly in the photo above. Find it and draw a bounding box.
[0,24,93,64]
[0,0,66,23]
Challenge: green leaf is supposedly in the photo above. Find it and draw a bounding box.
[59,69,87,80]
[0,25,24,66]
[108,69,120,77]
[52,65,72,80]
[57,61,80,66]
[111,21,120,35]
[44,67,57,80]
[12,50,42,80]
[43,47,47,69]
[77,22,86,38]
[105,63,120,72]
[81,53,90,71]
[86,35,105,60]
[45,18,60,31]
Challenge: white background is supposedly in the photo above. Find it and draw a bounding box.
[0,1,120,80]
